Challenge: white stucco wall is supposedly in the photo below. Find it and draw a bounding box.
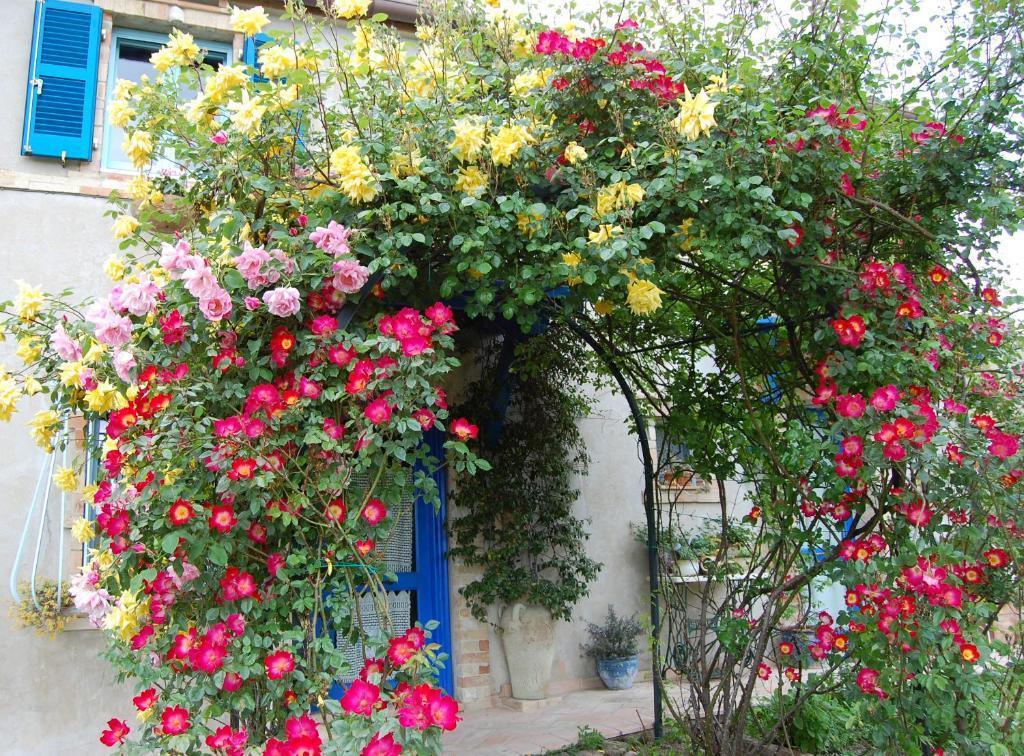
[0,189,134,754]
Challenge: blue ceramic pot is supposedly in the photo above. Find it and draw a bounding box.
[596,655,639,690]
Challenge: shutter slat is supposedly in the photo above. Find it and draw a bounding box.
[22,0,102,161]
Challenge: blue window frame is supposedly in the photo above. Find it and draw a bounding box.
[101,29,232,172]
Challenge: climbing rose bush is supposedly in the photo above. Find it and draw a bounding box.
[1,0,1023,752]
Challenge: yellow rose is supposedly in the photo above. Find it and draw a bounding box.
[111,214,139,240]
[53,466,79,493]
[562,252,581,267]
[563,141,588,165]
[16,336,42,364]
[0,371,20,421]
[329,144,379,203]
[165,29,200,66]
[107,99,135,129]
[71,518,96,543]
[28,409,60,451]
[226,92,267,136]
[450,118,487,163]
[587,224,623,245]
[331,0,371,19]
[489,124,534,166]
[453,166,488,197]
[14,280,45,321]
[594,299,615,315]
[626,279,664,315]
[122,131,153,168]
[103,255,127,281]
[671,87,717,141]
[230,6,271,36]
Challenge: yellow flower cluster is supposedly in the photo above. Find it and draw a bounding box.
[450,118,487,162]
[454,166,488,197]
[84,382,127,413]
[103,591,149,642]
[229,5,271,36]
[112,79,135,102]
[627,279,664,315]
[390,148,424,178]
[111,214,140,240]
[587,224,623,245]
[563,141,588,165]
[517,211,544,237]
[122,131,153,168]
[53,466,78,493]
[28,409,59,451]
[511,68,552,96]
[103,255,127,282]
[226,92,267,135]
[16,336,42,364]
[206,65,249,103]
[71,517,96,544]
[671,88,717,141]
[150,29,201,72]
[331,0,371,18]
[259,45,315,79]
[124,175,162,207]
[106,99,134,129]
[59,360,85,388]
[0,370,20,421]
[14,280,44,321]
[595,181,645,216]
[329,144,379,203]
[489,124,533,166]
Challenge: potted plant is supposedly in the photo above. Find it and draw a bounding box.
[582,606,645,690]
[631,521,702,576]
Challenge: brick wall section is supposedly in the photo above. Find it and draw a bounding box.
[448,554,496,709]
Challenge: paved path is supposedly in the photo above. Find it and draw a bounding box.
[443,682,657,755]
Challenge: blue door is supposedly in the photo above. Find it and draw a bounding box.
[328,430,453,695]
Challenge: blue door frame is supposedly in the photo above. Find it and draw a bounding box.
[326,429,454,696]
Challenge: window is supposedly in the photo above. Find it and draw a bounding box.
[656,424,709,490]
[101,29,232,172]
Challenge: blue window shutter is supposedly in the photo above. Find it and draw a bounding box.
[21,0,103,162]
[242,33,272,83]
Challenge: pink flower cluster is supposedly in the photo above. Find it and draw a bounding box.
[234,242,295,290]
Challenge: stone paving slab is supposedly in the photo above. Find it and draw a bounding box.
[443,682,657,755]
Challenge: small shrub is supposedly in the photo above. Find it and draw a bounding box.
[582,605,644,659]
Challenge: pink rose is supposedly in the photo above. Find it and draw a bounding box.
[234,242,271,289]
[262,286,301,317]
[50,325,82,362]
[244,296,262,311]
[199,288,233,322]
[309,220,353,256]
[182,266,221,300]
[112,350,137,382]
[119,275,159,317]
[85,301,133,347]
[332,258,370,294]
[211,130,228,145]
[158,240,192,275]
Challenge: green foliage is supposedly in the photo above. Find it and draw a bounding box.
[574,726,606,750]
[581,606,644,659]
[748,691,864,755]
[450,340,601,622]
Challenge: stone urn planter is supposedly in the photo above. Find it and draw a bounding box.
[596,655,640,690]
[499,603,556,700]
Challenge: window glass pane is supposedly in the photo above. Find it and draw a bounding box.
[104,34,227,171]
